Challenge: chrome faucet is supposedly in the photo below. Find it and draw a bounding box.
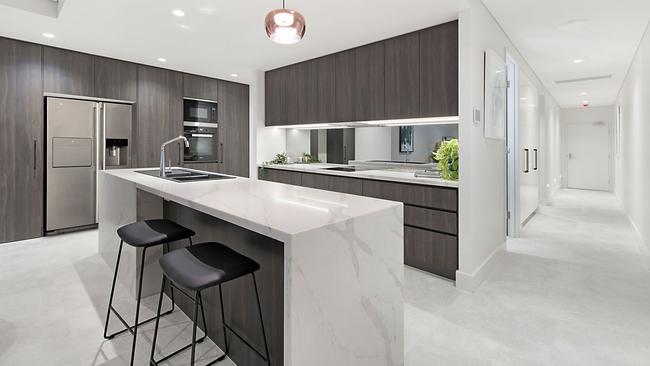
[160,135,189,177]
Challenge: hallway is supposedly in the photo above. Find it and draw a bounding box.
[406,189,650,365]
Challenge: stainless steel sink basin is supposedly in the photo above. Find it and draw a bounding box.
[322,166,377,172]
[137,169,236,183]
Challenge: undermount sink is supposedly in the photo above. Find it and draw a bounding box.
[137,168,236,183]
[322,166,377,172]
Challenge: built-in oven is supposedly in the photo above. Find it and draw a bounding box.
[184,97,218,124]
[183,122,219,162]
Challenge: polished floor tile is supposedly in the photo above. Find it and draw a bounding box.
[0,189,648,365]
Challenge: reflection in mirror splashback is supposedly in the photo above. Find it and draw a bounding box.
[284,124,458,164]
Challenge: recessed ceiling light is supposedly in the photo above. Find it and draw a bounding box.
[520,97,528,101]
[230,73,238,77]
[157,57,167,62]
[199,7,216,15]
[42,32,55,39]
[580,92,588,95]
[178,24,191,30]
[573,59,584,64]
[172,9,185,17]
[557,19,589,31]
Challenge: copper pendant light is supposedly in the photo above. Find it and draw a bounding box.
[265,0,306,45]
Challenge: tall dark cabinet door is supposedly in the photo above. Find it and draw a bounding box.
[218,81,249,177]
[291,60,319,124]
[94,56,137,101]
[420,20,458,117]
[43,47,94,96]
[183,73,219,101]
[385,32,420,119]
[335,42,385,122]
[0,39,44,243]
[136,65,183,168]
[317,56,336,123]
[265,68,288,126]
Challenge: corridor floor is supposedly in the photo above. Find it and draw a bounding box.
[405,189,650,365]
[0,189,648,365]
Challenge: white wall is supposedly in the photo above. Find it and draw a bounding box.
[254,72,286,173]
[539,94,562,203]
[456,0,561,290]
[615,23,650,250]
[285,129,311,160]
[559,106,615,190]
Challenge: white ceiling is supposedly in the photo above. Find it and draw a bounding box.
[482,0,650,108]
[0,0,462,84]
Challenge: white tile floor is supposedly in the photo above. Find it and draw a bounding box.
[0,189,649,365]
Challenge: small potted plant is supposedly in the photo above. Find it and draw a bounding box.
[433,139,459,180]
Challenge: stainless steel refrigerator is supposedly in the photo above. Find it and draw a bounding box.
[46,96,132,233]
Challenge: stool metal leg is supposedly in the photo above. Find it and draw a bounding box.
[218,284,229,356]
[104,240,124,339]
[129,246,148,366]
[252,273,272,366]
[190,291,201,366]
[149,276,166,365]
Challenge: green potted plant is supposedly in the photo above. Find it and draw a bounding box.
[433,139,459,180]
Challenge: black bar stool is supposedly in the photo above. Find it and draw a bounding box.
[149,242,271,366]
[103,219,206,366]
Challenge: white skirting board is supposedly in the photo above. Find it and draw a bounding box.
[455,241,506,292]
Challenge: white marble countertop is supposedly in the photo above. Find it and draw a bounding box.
[259,162,460,188]
[101,168,402,243]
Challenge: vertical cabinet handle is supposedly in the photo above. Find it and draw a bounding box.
[33,140,37,171]
[220,143,224,164]
[523,149,529,173]
[533,149,538,171]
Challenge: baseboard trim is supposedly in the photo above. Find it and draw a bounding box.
[614,192,649,259]
[455,241,506,292]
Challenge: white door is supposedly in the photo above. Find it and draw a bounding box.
[567,123,610,190]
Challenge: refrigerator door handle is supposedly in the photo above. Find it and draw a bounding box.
[523,148,530,173]
[533,149,538,171]
[101,103,107,170]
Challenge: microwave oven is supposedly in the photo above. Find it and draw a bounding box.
[184,97,218,124]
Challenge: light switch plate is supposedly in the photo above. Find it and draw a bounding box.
[473,109,481,124]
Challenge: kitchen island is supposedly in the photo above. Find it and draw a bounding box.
[97,168,403,366]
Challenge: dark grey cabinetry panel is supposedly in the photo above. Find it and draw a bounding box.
[258,168,302,186]
[316,56,336,123]
[291,60,319,124]
[265,68,288,126]
[384,32,420,119]
[94,56,137,101]
[183,73,219,101]
[301,173,363,195]
[326,129,355,164]
[362,179,457,211]
[136,65,183,168]
[0,38,43,243]
[404,205,457,235]
[404,226,457,279]
[43,47,94,96]
[420,20,458,117]
[218,80,250,177]
[335,42,385,122]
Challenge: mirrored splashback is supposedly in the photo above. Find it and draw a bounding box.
[284,124,458,164]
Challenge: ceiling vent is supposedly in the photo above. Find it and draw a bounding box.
[555,75,612,84]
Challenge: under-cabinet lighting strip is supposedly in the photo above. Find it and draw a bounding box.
[271,116,459,129]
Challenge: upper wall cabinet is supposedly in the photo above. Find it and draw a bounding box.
[94,56,137,101]
[43,47,94,96]
[419,20,458,117]
[183,73,219,102]
[264,20,458,126]
[335,42,385,122]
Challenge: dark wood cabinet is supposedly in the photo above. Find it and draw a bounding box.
[135,65,183,168]
[183,73,219,101]
[404,205,457,235]
[419,20,458,117]
[404,226,457,279]
[265,68,288,126]
[264,20,458,126]
[362,179,457,211]
[335,42,385,122]
[218,80,250,177]
[0,38,44,243]
[94,56,137,101]
[326,129,355,164]
[384,32,420,119]
[301,173,362,195]
[258,168,302,186]
[43,47,94,96]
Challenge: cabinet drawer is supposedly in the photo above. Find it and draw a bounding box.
[301,172,363,195]
[258,168,302,186]
[362,180,457,211]
[404,226,457,280]
[405,205,457,235]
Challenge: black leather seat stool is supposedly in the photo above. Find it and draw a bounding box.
[103,219,205,366]
[149,242,271,366]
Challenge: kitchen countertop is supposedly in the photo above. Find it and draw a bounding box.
[100,167,402,243]
[259,162,460,188]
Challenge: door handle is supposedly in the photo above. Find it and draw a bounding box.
[533,149,538,171]
[220,143,224,164]
[33,140,37,172]
[568,153,573,159]
[523,149,529,173]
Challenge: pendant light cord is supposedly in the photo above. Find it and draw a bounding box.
[283,0,285,9]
